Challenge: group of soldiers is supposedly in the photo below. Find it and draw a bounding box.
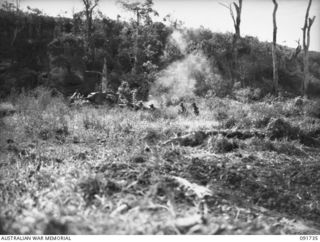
[69,81,156,111]
[179,102,199,116]
[69,81,200,115]
[117,82,156,111]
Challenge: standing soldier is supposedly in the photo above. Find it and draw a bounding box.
[192,102,199,116]
[178,102,187,115]
[117,81,131,105]
[131,89,138,105]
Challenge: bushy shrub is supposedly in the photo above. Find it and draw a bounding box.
[208,135,238,153]
[304,99,320,119]
[234,87,264,103]
[223,116,237,129]
[78,175,104,203]
[205,97,230,120]
[245,137,306,157]
[142,127,161,144]
[266,118,300,140]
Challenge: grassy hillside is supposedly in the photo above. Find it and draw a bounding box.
[1,8,320,98]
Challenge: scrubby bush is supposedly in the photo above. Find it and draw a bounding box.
[245,137,306,157]
[142,128,161,144]
[208,135,238,153]
[223,116,237,129]
[266,118,300,140]
[78,175,104,203]
[304,99,320,119]
[83,112,108,131]
[205,97,230,120]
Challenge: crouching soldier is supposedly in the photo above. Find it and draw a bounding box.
[70,89,83,103]
[134,101,148,111]
[149,104,156,111]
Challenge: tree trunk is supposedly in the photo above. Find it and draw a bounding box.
[234,0,242,38]
[272,0,279,95]
[231,0,242,87]
[86,10,94,63]
[303,51,309,96]
[301,0,315,97]
[132,9,140,74]
[15,0,20,12]
[101,57,108,92]
[82,0,99,67]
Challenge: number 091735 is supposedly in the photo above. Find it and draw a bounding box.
[300,236,318,240]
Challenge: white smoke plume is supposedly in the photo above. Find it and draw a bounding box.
[149,30,215,105]
[170,30,188,54]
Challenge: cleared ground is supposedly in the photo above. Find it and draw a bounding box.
[1,88,320,234]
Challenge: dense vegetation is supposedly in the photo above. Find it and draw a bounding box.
[0,0,319,99]
[1,0,320,235]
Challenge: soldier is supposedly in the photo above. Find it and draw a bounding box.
[117,81,132,106]
[192,102,199,116]
[134,101,146,111]
[70,89,81,103]
[178,102,186,115]
[149,104,156,111]
[131,89,138,105]
[138,101,144,109]
[86,92,106,104]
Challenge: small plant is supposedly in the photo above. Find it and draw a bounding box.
[209,135,238,153]
[83,112,107,131]
[142,128,161,144]
[304,99,320,119]
[252,116,271,128]
[78,175,104,204]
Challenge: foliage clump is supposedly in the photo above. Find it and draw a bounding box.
[208,135,238,153]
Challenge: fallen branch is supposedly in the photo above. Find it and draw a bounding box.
[162,131,207,147]
[206,129,266,139]
[162,129,265,147]
[162,128,320,148]
[165,175,213,199]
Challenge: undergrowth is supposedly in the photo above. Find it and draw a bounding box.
[1,90,320,234]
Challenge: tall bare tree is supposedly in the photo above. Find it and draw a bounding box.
[271,0,279,94]
[15,0,20,12]
[119,1,141,73]
[219,0,243,86]
[81,0,99,60]
[219,0,242,38]
[101,57,108,92]
[118,0,158,74]
[301,0,316,97]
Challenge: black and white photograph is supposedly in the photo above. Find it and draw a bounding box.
[0,0,320,237]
